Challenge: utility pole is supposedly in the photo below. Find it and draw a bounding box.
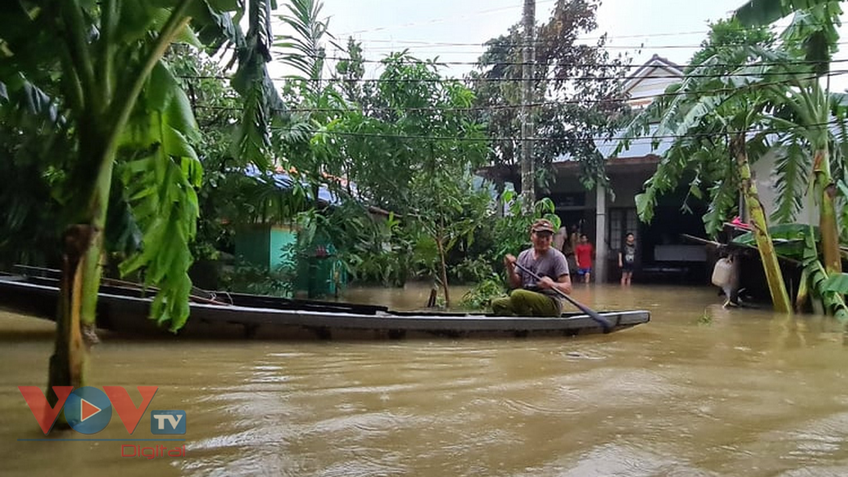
[520,0,536,212]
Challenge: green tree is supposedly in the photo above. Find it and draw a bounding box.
[469,0,630,196]
[616,19,793,312]
[734,0,838,25]
[734,0,848,317]
[0,0,284,407]
[736,1,845,277]
[332,53,490,305]
[0,77,69,267]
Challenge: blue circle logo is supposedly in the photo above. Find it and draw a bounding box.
[66,386,112,434]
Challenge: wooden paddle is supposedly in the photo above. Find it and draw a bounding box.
[513,262,613,333]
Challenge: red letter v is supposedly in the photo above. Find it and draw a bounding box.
[103,386,158,434]
[19,386,73,434]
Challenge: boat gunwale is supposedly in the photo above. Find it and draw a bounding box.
[0,275,650,334]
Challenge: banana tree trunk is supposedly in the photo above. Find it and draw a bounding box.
[795,267,809,312]
[45,2,194,412]
[48,131,115,411]
[732,134,792,313]
[49,226,102,403]
[812,147,842,275]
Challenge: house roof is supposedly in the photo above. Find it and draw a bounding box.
[246,164,345,205]
[479,56,685,179]
[243,164,391,216]
[621,54,684,97]
[596,124,675,160]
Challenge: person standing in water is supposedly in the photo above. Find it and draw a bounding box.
[619,232,636,285]
[559,224,579,277]
[574,234,595,284]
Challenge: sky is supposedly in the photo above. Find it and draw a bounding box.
[268,0,848,90]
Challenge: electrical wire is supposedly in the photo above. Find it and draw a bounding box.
[270,53,848,70]
[180,68,848,84]
[333,0,559,37]
[186,111,844,143]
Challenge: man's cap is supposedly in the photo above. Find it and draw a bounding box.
[531,219,555,234]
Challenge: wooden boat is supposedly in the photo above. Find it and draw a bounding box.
[0,273,650,340]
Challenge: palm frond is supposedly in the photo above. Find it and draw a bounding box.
[703,175,739,236]
[274,0,333,84]
[195,0,288,166]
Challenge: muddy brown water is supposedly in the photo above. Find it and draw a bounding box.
[2,283,848,476]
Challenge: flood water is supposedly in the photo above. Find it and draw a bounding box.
[2,283,848,476]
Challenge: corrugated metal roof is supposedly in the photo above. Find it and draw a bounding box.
[244,164,347,206]
[553,124,673,163]
[596,125,675,159]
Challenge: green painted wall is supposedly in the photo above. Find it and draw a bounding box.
[234,224,297,270]
[234,224,271,268]
[234,223,346,298]
[269,225,297,270]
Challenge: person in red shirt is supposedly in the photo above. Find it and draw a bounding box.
[574,234,595,284]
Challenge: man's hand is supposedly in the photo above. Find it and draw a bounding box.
[537,276,555,289]
[504,254,521,289]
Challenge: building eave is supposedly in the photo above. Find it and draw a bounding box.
[622,54,684,96]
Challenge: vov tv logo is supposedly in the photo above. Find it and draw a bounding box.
[19,386,186,435]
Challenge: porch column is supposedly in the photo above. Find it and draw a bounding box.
[595,184,608,283]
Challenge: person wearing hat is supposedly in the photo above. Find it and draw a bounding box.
[491,218,573,317]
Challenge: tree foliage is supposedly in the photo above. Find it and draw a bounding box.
[468,0,630,191]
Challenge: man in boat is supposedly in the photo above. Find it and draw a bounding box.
[491,219,573,317]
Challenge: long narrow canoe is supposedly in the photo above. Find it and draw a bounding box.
[0,274,650,340]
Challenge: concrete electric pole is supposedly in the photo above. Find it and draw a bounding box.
[520,0,536,212]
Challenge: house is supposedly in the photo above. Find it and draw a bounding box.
[622,54,684,109]
[482,55,711,283]
[233,165,390,297]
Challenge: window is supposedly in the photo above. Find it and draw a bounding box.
[609,208,638,252]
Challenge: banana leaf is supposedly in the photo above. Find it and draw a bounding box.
[732,223,821,260]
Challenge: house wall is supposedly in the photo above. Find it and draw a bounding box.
[544,165,713,283]
[234,224,297,271]
[628,72,679,106]
[269,225,297,270]
[750,150,815,225]
[235,224,272,268]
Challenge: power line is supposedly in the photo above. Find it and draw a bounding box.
[330,34,848,49]
[348,41,848,54]
[262,120,843,143]
[181,68,848,84]
[349,29,713,46]
[333,0,559,37]
[190,77,845,115]
[273,52,848,70]
[331,7,830,42]
[185,71,848,115]
[185,107,842,143]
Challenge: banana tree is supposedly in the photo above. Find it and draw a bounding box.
[615,21,792,312]
[734,0,838,25]
[741,3,845,277]
[0,0,284,409]
[734,0,848,319]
